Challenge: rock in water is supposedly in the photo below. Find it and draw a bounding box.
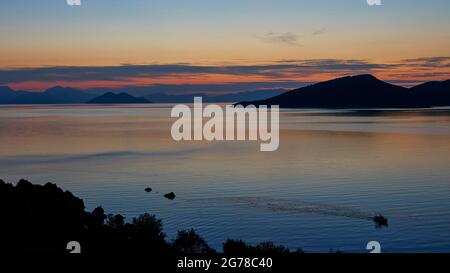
[145,187,152,192]
[164,192,176,200]
[373,215,388,227]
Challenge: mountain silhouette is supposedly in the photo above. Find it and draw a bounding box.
[238,75,450,108]
[410,79,450,106]
[6,86,95,104]
[87,92,151,104]
[0,86,282,104]
[1,76,449,106]
[0,86,30,103]
[144,89,285,103]
[0,86,18,103]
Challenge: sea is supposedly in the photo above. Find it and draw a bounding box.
[1,104,450,253]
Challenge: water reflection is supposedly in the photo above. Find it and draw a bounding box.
[0,105,450,252]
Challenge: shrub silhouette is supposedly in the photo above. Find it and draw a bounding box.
[223,239,302,255]
[107,214,125,229]
[0,179,87,254]
[172,229,214,254]
[0,179,306,255]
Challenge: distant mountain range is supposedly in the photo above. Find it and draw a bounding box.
[238,75,450,108]
[144,89,286,103]
[87,92,151,104]
[1,75,449,107]
[0,86,284,104]
[0,86,95,104]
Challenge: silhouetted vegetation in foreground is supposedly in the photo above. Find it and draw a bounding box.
[0,179,304,255]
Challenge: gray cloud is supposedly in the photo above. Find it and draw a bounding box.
[0,59,391,85]
[311,28,326,36]
[259,32,301,46]
[401,57,450,68]
[0,57,448,91]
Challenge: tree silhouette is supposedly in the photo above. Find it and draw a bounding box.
[0,179,307,255]
[172,229,214,254]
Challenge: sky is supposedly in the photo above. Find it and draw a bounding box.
[0,0,449,92]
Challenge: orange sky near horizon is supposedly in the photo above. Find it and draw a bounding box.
[1,0,449,91]
[6,62,449,91]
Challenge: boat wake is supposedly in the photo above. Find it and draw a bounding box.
[191,196,376,221]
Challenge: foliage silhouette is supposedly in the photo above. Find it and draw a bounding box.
[0,179,306,255]
[223,239,303,255]
[172,229,215,254]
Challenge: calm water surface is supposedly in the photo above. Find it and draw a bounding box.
[1,104,450,253]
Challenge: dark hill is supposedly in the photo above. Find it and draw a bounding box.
[410,79,450,106]
[87,92,151,104]
[9,86,95,104]
[0,86,32,103]
[0,86,18,103]
[238,75,449,108]
[240,75,415,108]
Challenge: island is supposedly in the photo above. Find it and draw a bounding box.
[87,92,151,104]
[238,74,450,108]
